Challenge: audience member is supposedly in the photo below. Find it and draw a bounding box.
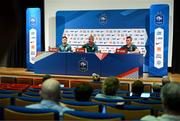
[141,82,180,121]
[151,83,161,97]
[95,76,123,100]
[26,78,74,118]
[131,80,144,97]
[74,83,93,102]
[162,76,170,86]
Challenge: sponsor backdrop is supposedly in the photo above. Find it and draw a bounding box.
[26,8,41,70]
[149,5,169,76]
[56,5,169,76]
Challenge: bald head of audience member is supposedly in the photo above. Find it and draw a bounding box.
[40,78,60,103]
[161,82,180,115]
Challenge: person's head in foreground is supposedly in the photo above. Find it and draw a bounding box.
[162,76,170,86]
[161,82,180,115]
[74,83,93,101]
[102,76,120,96]
[40,78,60,103]
[131,80,144,97]
[141,82,180,121]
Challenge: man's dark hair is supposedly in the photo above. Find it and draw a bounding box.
[102,76,120,96]
[42,74,51,82]
[126,36,132,40]
[161,82,180,114]
[131,80,144,96]
[62,36,67,39]
[74,83,93,102]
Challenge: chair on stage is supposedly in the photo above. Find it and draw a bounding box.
[115,48,127,54]
[15,96,41,106]
[75,48,86,53]
[60,100,100,112]
[3,105,59,120]
[63,110,125,121]
[106,104,151,120]
[48,46,59,52]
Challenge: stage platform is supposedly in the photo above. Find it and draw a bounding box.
[0,67,179,85]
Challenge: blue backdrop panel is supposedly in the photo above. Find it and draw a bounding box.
[149,5,169,76]
[66,53,101,76]
[101,54,143,77]
[34,53,66,74]
[26,8,41,71]
[56,9,149,46]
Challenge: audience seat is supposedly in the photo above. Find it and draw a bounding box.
[0,90,19,97]
[63,110,125,121]
[119,83,130,91]
[26,87,40,93]
[60,100,100,112]
[0,95,13,106]
[3,105,59,120]
[61,94,75,101]
[131,99,162,116]
[16,77,33,85]
[0,76,16,84]
[15,96,41,106]
[106,104,151,120]
[22,92,40,98]
[143,84,152,92]
[32,78,42,85]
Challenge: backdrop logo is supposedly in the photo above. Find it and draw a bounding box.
[79,58,88,72]
[99,14,107,25]
[30,17,36,26]
[155,12,163,25]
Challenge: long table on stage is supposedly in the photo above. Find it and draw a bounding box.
[34,52,143,78]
